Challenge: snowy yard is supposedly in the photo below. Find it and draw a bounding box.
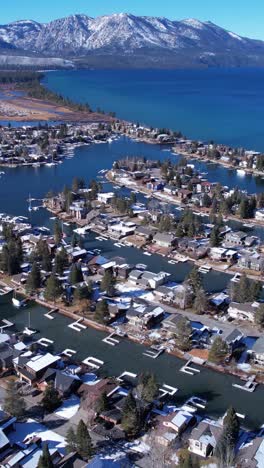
[55,395,80,420]
[9,418,66,451]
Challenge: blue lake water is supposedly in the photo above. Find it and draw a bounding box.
[0,69,264,426]
[44,68,264,151]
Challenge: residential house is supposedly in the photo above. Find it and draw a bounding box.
[251,337,264,366]
[126,305,165,329]
[225,231,247,247]
[97,192,115,204]
[188,420,222,457]
[237,436,264,468]
[163,410,195,435]
[238,251,264,272]
[153,233,175,248]
[228,302,259,323]
[15,353,61,385]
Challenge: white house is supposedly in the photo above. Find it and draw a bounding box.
[189,420,222,458]
[228,302,259,323]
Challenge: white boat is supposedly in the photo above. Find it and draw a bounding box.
[23,326,37,336]
[12,298,23,308]
[237,169,246,176]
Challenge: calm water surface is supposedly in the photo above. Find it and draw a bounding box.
[44,68,264,151]
[0,69,264,427]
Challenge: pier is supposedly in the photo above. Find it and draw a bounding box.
[44,308,59,320]
[61,349,77,358]
[102,332,121,346]
[68,318,87,332]
[159,383,178,398]
[82,356,104,370]
[37,337,54,348]
[117,371,137,382]
[180,359,201,376]
[0,319,14,332]
[143,345,165,359]
[232,375,258,393]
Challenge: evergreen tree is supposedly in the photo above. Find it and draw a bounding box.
[94,299,110,324]
[37,240,52,272]
[53,219,63,245]
[69,264,84,285]
[210,226,221,247]
[65,427,77,453]
[187,267,202,294]
[41,382,61,413]
[121,393,143,437]
[193,288,208,315]
[255,303,264,328]
[3,380,26,419]
[26,262,41,293]
[76,420,93,459]
[208,337,228,364]
[54,247,68,275]
[44,274,62,303]
[215,407,240,466]
[175,317,192,352]
[137,372,158,403]
[37,443,54,468]
[100,270,116,296]
[95,391,109,414]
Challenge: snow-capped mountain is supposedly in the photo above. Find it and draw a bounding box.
[0,13,264,67]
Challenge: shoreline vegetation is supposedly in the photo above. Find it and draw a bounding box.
[0,71,115,122]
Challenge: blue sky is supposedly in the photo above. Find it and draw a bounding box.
[2,0,264,40]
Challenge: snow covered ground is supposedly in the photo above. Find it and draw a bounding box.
[55,395,80,420]
[9,418,66,451]
[116,282,155,302]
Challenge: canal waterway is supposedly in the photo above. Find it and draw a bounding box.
[1,70,264,427]
[1,299,264,429]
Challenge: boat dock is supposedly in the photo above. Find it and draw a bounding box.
[37,337,54,348]
[0,319,14,332]
[44,308,59,320]
[68,318,87,332]
[143,345,164,359]
[82,356,104,370]
[232,375,258,393]
[180,359,201,376]
[198,265,212,274]
[159,383,178,398]
[117,371,137,382]
[61,348,77,358]
[102,332,121,346]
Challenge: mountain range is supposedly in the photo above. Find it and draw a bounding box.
[1,13,264,68]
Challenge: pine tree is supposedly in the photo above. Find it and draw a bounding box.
[53,219,63,245]
[26,262,41,293]
[76,420,92,459]
[95,391,109,414]
[100,270,116,296]
[208,337,228,364]
[187,267,202,294]
[44,274,62,303]
[137,372,158,403]
[3,380,26,419]
[54,247,69,275]
[175,317,192,352]
[193,288,208,315]
[37,443,54,468]
[255,303,264,328]
[65,427,77,453]
[121,393,143,437]
[223,407,240,447]
[41,382,61,413]
[210,226,221,247]
[70,264,84,285]
[215,407,240,466]
[94,299,110,324]
[37,240,52,272]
